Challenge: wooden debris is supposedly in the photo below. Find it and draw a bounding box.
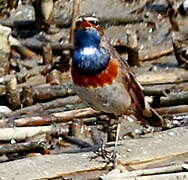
[46,69,61,85]
[42,42,53,65]
[9,36,38,59]
[14,108,99,127]
[101,171,188,180]
[5,76,21,110]
[136,67,188,85]
[160,91,188,107]
[0,24,11,76]
[70,119,86,138]
[143,85,170,97]
[172,38,188,68]
[0,126,54,141]
[34,0,54,32]
[23,41,74,54]
[166,0,179,31]
[156,104,188,115]
[0,24,11,54]
[6,89,21,110]
[126,29,140,66]
[0,15,143,29]
[62,135,92,148]
[70,0,80,44]
[139,41,173,61]
[115,39,140,67]
[22,86,33,107]
[16,64,52,83]
[0,127,187,179]
[5,95,81,117]
[101,164,185,180]
[4,75,17,92]
[11,43,38,59]
[0,142,46,155]
[32,84,75,102]
[0,83,77,111]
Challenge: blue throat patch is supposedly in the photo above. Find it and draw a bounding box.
[72,28,110,75]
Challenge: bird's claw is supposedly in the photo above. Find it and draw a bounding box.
[90,143,118,167]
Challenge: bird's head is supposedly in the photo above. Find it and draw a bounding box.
[74,15,104,48]
[72,15,111,76]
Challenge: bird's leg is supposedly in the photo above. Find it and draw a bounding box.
[90,115,122,168]
[112,117,121,168]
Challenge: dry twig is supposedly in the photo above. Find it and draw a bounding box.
[14,108,99,127]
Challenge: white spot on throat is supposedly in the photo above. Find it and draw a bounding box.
[81,47,97,55]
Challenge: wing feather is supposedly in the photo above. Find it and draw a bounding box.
[100,35,165,127]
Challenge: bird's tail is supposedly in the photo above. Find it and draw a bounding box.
[128,72,166,128]
[143,101,166,127]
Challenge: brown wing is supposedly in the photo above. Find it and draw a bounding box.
[121,54,165,127]
[101,35,165,127]
[101,36,145,113]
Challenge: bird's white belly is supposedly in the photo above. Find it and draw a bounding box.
[73,81,131,115]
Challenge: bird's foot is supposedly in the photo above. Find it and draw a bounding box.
[90,143,119,168]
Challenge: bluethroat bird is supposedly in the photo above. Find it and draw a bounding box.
[71,15,165,165]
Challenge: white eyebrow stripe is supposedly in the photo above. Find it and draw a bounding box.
[183,0,188,9]
[76,16,99,23]
[84,17,99,22]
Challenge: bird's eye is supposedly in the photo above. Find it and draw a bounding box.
[90,20,99,26]
[75,21,81,28]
